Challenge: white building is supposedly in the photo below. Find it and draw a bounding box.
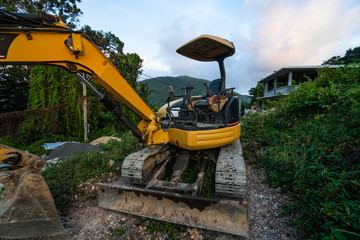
[258,65,341,100]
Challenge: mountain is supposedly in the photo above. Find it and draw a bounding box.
[142,76,251,107]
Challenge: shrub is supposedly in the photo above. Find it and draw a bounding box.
[241,66,360,239]
[42,132,141,211]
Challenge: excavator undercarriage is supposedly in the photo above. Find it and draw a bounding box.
[98,140,248,236]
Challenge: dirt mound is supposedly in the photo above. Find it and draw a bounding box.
[90,136,122,145]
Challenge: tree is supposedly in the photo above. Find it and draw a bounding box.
[24,26,146,141]
[0,3,152,141]
[0,66,29,113]
[1,0,82,28]
[81,26,146,125]
[0,0,83,113]
[248,83,264,105]
[137,82,154,106]
[81,25,143,87]
[323,46,360,65]
[26,65,83,139]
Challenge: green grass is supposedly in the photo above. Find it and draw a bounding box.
[146,219,186,240]
[162,152,216,197]
[41,133,142,211]
[200,161,216,198]
[241,66,360,239]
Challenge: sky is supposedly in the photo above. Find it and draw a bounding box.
[78,0,360,95]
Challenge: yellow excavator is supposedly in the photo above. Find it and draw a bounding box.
[0,10,248,238]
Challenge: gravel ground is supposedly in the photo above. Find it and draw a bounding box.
[41,159,304,240]
[245,161,304,240]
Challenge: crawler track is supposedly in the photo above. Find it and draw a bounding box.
[121,144,171,184]
[215,140,246,199]
[121,140,246,198]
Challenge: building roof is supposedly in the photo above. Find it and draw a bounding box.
[258,65,342,83]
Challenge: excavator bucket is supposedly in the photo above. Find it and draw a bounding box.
[98,141,249,237]
[0,144,65,239]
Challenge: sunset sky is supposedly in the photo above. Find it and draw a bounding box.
[78,0,360,94]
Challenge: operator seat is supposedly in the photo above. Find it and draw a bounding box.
[196,79,227,113]
[206,79,227,112]
[209,79,223,96]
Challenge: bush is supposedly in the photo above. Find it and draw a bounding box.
[42,132,141,211]
[241,66,360,239]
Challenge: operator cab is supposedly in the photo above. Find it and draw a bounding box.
[160,34,239,130]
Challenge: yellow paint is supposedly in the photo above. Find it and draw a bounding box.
[1,30,154,121]
[0,146,17,164]
[168,124,241,150]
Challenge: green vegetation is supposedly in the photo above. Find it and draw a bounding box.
[161,155,216,197]
[0,1,82,113]
[108,227,126,237]
[144,76,210,107]
[0,3,148,146]
[143,76,251,107]
[146,219,186,240]
[242,66,360,239]
[181,159,202,184]
[1,0,82,28]
[27,66,84,139]
[323,47,360,65]
[200,161,216,198]
[0,66,29,113]
[248,82,264,105]
[42,134,141,211]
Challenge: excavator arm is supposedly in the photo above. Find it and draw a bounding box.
[0,10,168,147]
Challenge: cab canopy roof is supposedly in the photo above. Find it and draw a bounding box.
[176,34,235,62]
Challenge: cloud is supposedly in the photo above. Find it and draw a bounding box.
[223,0,360,93]
[246,0,360,70]
[80,0,360,94]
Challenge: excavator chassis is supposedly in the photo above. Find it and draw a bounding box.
[98,140,248,237]
[0,144,65,239]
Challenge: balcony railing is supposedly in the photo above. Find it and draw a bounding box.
[263,85,299,98]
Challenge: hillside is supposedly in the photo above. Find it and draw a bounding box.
[142,76,251,107]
